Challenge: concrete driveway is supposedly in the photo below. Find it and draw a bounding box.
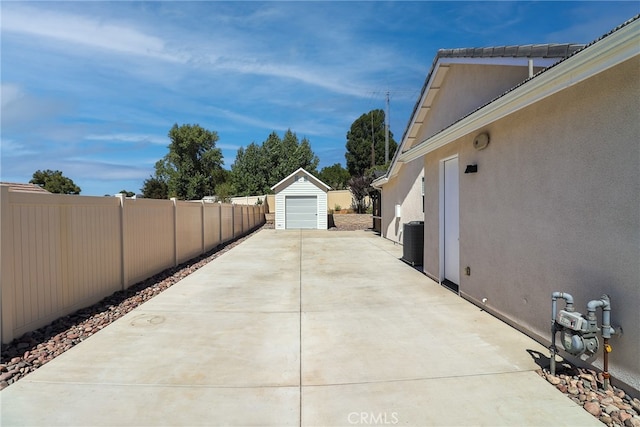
[1,230,598,426]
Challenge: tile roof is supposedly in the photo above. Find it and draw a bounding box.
[437,43,585,59]
[402,43,586,145]
[395,14,639,165]
[0,182,51,193]
[377,14,639,186]
[421,14,640,144]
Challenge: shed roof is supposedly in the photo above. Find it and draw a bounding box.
[271,168,331,193]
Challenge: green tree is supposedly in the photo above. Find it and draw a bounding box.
[214,181,235,203]
[30,169,81,194]
[141,175,169,199]
[119,189,136,197]
[232,143,267,196]
[231,129,319,196]
[318,163,350,190]
[158,124,225,200]
[345,109,397,177]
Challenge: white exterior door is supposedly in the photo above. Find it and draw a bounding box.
[285,196,317,229]
[443,157,460,285]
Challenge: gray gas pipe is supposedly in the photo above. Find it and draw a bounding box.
[550,292,617,390]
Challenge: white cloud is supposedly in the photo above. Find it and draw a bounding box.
[1,5,187,63]
[208,106,289,133]
[0,139,37,157]
[85,133,168,146]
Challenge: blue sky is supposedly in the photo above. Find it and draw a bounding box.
[1,1,638,196]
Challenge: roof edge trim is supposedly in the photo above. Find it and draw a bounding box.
[399,18,639,163]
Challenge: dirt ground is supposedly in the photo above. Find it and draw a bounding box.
[330,213,374,231]
[264,213,374,231]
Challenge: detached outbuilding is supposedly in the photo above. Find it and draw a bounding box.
[271,168,330,230]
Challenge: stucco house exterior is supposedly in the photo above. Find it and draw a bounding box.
[377,17,640,392]
[373,45,585,245]
[271,168,330,230]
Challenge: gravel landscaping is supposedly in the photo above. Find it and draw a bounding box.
[537,366,640,426]
[3,217,637,427]
[0,217,373,391]
[0,224,267,391]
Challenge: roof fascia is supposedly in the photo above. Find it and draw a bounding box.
[438,56,561,67]
[379,56,563,186]
[399,19,639,164]
[270,167,331,192]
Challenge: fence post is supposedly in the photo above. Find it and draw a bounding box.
[0,186,15,344]
[201,200,205,254]
[218,203,222,245]
[231,204,235,239]
[117,194,128,290]
[171,198,178,267]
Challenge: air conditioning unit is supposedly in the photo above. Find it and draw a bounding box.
[402,221,424,266]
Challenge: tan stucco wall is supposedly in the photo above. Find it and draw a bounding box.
[414,63,541,145]
[382,62,540,244]
[380,159,424,243]
[328,190,359,212]
[423,57,640,391]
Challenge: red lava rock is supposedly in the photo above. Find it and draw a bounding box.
[584,401,602,417]
[602,396,615,405]
[617,403,633,411]
[0,224,267,389]
[620,411,632,423]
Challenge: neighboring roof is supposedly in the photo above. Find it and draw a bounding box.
[271,167,331,193]
[373,41,587,188]
[398,15,639,164]
[0,182,51,193]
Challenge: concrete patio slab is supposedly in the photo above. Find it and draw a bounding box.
[1,229,600,426]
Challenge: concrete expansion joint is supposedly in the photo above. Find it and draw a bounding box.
[304,370,534,388]
[25,380,301,389]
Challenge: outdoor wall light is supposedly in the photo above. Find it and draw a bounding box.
[464,164,478,174]
[473,132,490,150]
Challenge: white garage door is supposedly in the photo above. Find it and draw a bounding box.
[286,196,317,229]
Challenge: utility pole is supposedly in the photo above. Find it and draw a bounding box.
[385,91,390,164]
[371,112,375,168]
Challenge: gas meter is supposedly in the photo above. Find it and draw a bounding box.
[550,293,617,389]
[555,309,599,359]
